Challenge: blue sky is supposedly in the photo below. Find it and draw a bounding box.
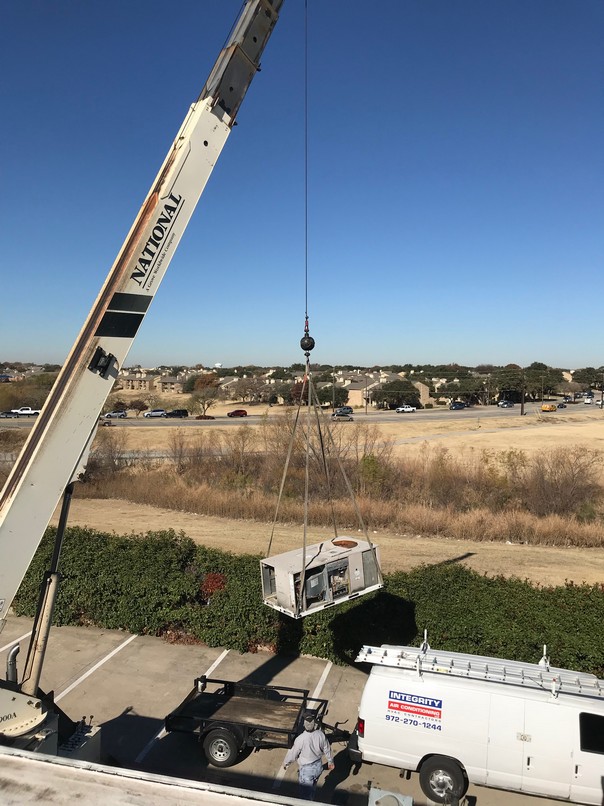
[1,0,602,370]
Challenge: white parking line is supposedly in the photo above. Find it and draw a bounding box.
[55,633,138,702]
[135,648,230,763]
[0,631,32,654]
[273,660,333,789]
[311,661,332,700]
[203,648,230,679]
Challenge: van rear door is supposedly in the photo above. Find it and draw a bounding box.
[571,711,604,805]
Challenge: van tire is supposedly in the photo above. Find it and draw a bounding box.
[419,755,467,803]
[203,728,240,767]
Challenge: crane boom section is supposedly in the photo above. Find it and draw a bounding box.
[0,0,282,629]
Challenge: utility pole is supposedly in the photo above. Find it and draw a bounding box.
[332,369,336,410]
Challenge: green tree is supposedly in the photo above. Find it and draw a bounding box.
[494,366,524,402]
[183,374,201,393]
[372,380,420,409]
[316,385,349,407]
[440,376,484,404]
[274,382,294,404]
[573,367,600,389]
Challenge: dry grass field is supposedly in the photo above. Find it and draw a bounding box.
[44,401,604,587]
[97,398,604,460]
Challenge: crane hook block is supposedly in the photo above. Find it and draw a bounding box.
[300,334,315,353]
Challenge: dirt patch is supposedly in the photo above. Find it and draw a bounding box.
[52,497,604,587]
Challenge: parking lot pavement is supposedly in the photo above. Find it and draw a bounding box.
[0,616,563,806]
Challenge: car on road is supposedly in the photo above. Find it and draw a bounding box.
[449,402,466,411]
[335,406,353,416]
[227,409,247,418]
[584,397,594,405]
[0,411,18,418]
[143,409,167,418]
[104,410,127,419]
[165,409,188,418]
[331,412,353,421]
[11,406,40,417]
[557,403,567,409]
[395,405,416,413]
[541,403,557,412]
[195,414,216,420]
[499,401,514,408]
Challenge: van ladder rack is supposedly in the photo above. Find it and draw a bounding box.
[356,645,604,700]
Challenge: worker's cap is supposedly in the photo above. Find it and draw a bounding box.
[303,711,317,731]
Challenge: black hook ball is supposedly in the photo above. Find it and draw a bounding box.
[300,334,315,352]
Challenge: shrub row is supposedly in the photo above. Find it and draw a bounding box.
[13,527,604,677]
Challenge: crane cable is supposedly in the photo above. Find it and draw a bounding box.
[266,0,312,568]
[296,0,313,615]
[266,0,382,614]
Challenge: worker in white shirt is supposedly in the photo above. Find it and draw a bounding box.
[283,711,334,800]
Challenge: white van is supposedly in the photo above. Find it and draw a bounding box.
[349,643,604,804]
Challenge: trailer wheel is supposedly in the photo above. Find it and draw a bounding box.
[203,728,240,767]
[419,755,467,804]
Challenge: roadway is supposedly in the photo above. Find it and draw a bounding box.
[2,402,598,432]
[0,615,565,806]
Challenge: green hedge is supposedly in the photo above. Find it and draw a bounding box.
[13,527,604,676]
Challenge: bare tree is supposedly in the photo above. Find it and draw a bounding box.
[188,376,223,416]
[231,376,268,404]
[130,399,148,417]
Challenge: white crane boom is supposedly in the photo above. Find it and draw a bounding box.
[0,0,283,631]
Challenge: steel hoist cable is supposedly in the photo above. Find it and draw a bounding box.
[265,0,382,613]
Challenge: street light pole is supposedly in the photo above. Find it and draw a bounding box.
[332,369,335,410]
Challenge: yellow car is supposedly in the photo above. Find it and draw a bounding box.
[541,403,557,412]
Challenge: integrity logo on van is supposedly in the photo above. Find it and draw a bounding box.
[388,690,442,719]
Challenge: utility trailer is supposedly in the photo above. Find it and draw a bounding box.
[165,676,347,768]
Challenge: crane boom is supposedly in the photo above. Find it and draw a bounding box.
[0,0,283,632]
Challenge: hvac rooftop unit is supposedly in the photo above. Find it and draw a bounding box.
[261,538,382,619]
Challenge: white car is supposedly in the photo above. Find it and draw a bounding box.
[396,405,417,413]
[143,408,167,418]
